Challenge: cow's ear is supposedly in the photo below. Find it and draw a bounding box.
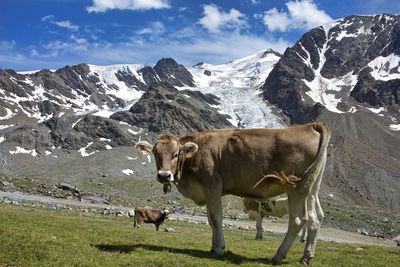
[181,142,198,159]
[135,141,154,155]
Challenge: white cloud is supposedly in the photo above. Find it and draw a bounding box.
[263,8,292,32]
[86,0,170,13]
[263,0,333,32]
[54,20,79,31]
[135,21,165,35]
[41,14,55,22]
[41,15,79,31]
[198,4,247,32]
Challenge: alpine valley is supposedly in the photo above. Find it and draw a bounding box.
[1,13,399,216]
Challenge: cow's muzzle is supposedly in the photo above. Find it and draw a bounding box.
[157,170,174,183]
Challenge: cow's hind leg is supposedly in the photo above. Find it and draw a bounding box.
[249,210,263,240]
[301,194,324,264]
[272,191,307,265]
[204,185,225,256]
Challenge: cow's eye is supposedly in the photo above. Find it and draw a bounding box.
[173,153,178,159]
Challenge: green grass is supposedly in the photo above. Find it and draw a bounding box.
[0,204,399,266]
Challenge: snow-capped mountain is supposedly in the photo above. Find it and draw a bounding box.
[263,14,400,129]
[0,50,282,129]
[0,58,194,126]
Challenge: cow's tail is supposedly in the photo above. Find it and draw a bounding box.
[302,123,331,189]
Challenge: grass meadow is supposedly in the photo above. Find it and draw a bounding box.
[0,204,399,266]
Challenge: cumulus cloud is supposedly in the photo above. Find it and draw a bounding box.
[198,4,247,32]
[263,0,332,32]
[86,0,170,13]
[41,15,79,31]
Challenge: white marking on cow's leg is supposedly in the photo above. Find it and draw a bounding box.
[249,210,263,240]
[272,191,307,265]
[301,168,325,264]
[301,195,319,264]
[204,184,225,256]
[301,194,324,263]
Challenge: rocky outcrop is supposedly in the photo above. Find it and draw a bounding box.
[111,83,232,135]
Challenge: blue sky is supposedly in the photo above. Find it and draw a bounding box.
[1,0,399,71]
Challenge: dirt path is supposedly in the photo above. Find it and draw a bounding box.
[169,214,396,247]
[1,191,396,247]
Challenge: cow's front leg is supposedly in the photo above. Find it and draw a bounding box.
[204,186,225,256]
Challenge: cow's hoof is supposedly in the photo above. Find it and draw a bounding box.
[300,255,313,265]
[300,238,306,243]
[210,248,225,257]
[271,255,282,265]
[255,235,263,240]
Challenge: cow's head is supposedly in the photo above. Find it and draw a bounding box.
[135,135,198,184]
[163,208,170,216]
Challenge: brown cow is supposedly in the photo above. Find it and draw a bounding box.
[133,207,169,231]
[136,123,331,265]
[243,195,307,241]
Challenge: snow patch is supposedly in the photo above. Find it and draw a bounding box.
[122,169,134,176]
[367,107,386,114]
[368,54,400,81]
[9,146,38,157]
[0,107,14,120]
[105,145,113,150]
[302,28,358,114]
[0,136,5,143]
[389,124,400,131]
[127,156,138,160]
[78,142,95,157]
[88,64,144,102]
[72,118,83,129]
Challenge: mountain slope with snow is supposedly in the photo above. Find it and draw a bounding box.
[0,59,194,126]
[182,49,285,128]
[263,14,400,128]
